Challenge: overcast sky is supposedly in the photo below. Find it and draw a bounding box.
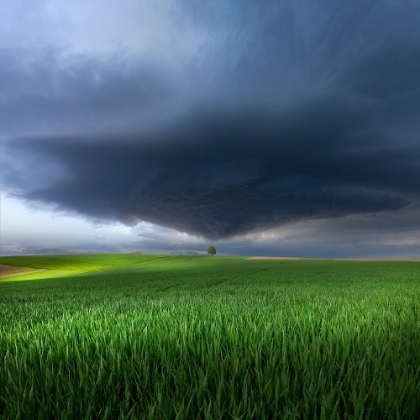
[2,0,420,257]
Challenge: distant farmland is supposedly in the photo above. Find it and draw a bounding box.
[1,255,419,419]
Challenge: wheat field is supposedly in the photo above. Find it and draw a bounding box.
[1,255,419,419]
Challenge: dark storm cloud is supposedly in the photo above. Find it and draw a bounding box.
[0,49,180,135]
[2,0,420,239]
[2,93,416,238]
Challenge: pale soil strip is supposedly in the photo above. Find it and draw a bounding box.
[248,256,301,260]
[248,256,420,261]
[0,264,39,278]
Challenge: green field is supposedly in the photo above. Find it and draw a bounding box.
[1,255,419,419]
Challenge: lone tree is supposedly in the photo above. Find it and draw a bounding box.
[208,246,216,256]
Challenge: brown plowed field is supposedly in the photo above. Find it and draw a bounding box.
[0,264,36,278]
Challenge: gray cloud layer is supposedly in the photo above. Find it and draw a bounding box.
[2,0,420,240]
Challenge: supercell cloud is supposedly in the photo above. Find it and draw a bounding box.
[2,0,420,243]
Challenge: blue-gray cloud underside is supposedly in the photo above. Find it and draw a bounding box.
[4,95,415,238]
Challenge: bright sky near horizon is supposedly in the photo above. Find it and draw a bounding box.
[2,0,420,257]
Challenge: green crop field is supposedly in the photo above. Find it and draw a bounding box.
[0,255,419,419]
